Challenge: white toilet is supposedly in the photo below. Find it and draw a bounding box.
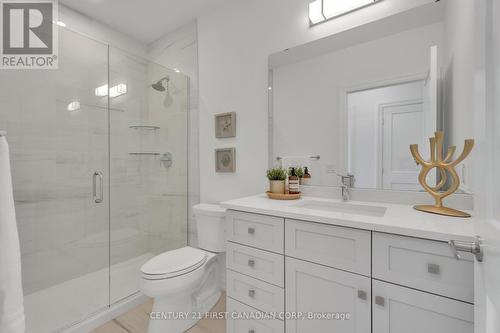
[140,203,226,333]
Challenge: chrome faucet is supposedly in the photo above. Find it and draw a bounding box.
[341,184,350,202]
[340,174,355,202]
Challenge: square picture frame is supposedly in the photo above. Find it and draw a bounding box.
[215,148,236,173]
[214,112,236,138]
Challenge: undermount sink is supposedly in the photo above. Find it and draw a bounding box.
[292,200,387,217]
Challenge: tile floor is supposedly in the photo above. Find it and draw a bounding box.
[91,293,226,333]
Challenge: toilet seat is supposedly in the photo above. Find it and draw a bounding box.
[141,247,208,280]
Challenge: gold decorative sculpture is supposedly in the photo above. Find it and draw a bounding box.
[410,131,474,218]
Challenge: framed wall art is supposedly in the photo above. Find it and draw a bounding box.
[215,112,236,138]
[215,148,236,173]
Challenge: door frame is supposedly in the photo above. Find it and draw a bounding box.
[377,99,424,189]
[340,73,427,177]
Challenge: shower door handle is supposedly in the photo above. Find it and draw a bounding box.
[93,171,104,204]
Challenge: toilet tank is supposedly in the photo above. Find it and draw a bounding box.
[193,204,227,252]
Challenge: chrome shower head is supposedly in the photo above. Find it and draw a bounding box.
[151,76,169,92]
[152,81,165,91]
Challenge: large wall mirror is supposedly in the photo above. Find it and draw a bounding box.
[268,0,474,192]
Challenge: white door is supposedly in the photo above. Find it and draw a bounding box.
[372,280,474,333]
[285,257,371,333]
[472,0,500,332]
[380,100,424,190]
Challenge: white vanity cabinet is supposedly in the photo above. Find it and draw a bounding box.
[372,280,474,333]
[285,219,371,276]
[372,232,474,303]
[227,211,284,253]
[225,210,474,333]
[226,211,286,333]
[285,257,371,333]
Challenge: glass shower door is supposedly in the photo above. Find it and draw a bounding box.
[0,22,191,332]
[0,27,111,332]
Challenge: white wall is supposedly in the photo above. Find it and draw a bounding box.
[59,4,147,59]
[472,0,500,330]
[197,0,435,202]
[442,0,476,191]
[272,23,441,187]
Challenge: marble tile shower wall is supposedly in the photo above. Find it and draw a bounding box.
[147,21,200,248]
[0,31,188,296]
[109,53,188,273]
[144,63,189,255]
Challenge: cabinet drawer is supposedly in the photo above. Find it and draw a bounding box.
[372,232,474,303]
[227,298,284,333]
[372,280,473,333]
[226,242,284,287]
[285,219,371,276]
[227,211,284,253]
[227,270,284,314]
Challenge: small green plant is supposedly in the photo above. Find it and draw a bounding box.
[266,168,288,181]
[295,167,304,178]
[288,167,304,178]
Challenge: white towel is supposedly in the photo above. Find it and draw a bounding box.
[0,136,25,333]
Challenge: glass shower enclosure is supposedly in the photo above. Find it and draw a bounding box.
[0,26,188,332]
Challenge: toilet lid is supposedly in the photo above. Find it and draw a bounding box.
[141,247,208,279]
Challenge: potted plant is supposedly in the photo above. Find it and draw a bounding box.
[295,167,304,184]
[266,168,287,194]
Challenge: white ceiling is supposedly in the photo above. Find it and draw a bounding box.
[59,0,230,44]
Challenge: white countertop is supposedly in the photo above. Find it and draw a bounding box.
[221,194,476,242]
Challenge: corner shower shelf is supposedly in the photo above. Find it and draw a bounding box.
[128,152,161,156]
[129,126,160,130]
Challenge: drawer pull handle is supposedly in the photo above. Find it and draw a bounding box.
[375,296,385,307]
[427,263,440,275]
[357,290,367,300]
[248,259,255,267]
[248,290,256,298]
[248,227,255,235]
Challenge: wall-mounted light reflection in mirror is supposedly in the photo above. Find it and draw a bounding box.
[67,101,81,112]
[94,83,128,98]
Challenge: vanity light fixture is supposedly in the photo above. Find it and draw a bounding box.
[309,0,326,24]
[309,0,382,26]
[67,101,81,112]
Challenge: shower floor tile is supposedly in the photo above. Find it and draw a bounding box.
[24,254,153,333]
[91,293,227,333]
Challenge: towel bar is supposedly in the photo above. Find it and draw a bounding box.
[276,155,320,161]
